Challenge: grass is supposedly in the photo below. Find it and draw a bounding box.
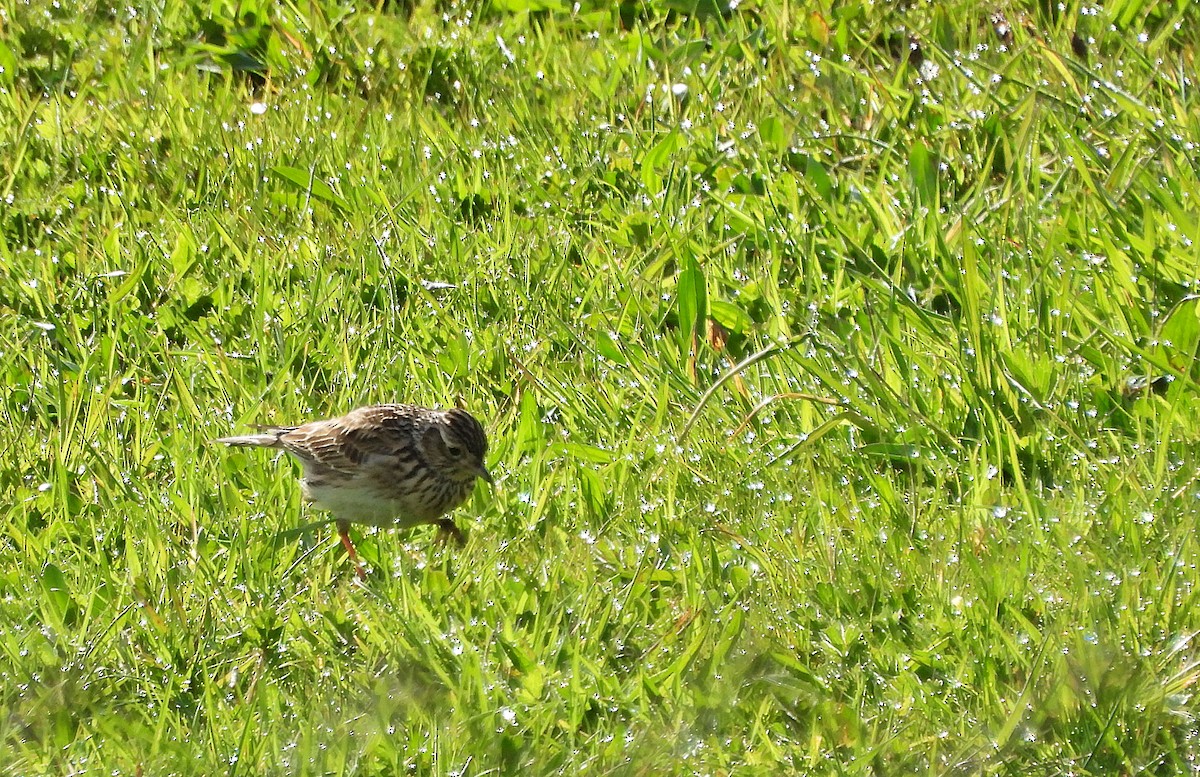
[2,0,1199,773]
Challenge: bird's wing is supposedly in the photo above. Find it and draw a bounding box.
[278,406,417,475]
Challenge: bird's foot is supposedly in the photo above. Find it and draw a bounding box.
[337,520,368,580]
[434,519,467,547]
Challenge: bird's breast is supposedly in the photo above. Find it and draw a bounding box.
[299,467,473,527]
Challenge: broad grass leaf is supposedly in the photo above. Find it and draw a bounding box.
[711,609,744,669]
[438,331,469,377]
[515,390,542,453]
[269,165,351,213]
[959,230,983,335]
[677,251,708,353]
[765,650,826,689]
[908,141,936,210]
[652,621,708,688]
[620,213,652,246]
[804,156,833,202]
[859,442,926,465]
[671,40,709,62]
[759,117,787,151]
[578,466,607,518]
[710,300,751,334]
[498,637,544,700]
[552,442,615,464]
[107,263,145,304]
[625,31,666,62]
[595,330,627,364]
[730,172,766,196]
[169,231,196,276]
[1000,350,1057,403]
[807,11,830,46]
[103,227,122,265]
[1156,297,1200,373]
[41,564,74,625]
[0,41,15,84]
[1035,40,1080,94]
[641,130,681,190]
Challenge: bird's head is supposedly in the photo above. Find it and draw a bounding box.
[422,408,492,485]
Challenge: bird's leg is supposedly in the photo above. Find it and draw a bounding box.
[434,519,467,547]
[336,519,367,580]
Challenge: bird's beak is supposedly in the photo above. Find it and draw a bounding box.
[478,465,494,484]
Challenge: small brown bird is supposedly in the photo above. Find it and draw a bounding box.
[214,404,492,579]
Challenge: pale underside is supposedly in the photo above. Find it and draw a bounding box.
[297,452,471,528]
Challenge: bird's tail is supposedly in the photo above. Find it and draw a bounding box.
[212,428,291,448]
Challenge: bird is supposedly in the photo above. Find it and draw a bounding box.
[214,403,492,579]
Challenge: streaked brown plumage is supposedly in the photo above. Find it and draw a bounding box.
[214,404,491,578]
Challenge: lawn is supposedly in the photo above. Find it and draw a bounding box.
[2,0,1199,773]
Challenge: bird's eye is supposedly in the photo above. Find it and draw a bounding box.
[447,445,463,457]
